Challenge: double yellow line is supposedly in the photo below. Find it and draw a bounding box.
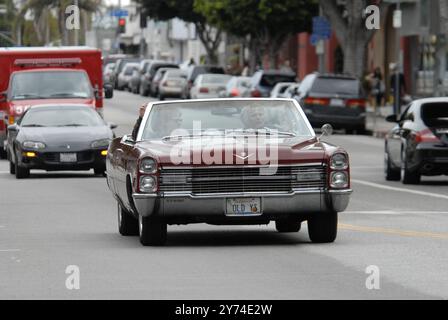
[339,223,448,240]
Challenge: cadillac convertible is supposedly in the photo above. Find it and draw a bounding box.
[106,99,352,246]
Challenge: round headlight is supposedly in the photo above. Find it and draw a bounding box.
[139,176,157,193]
[330,153,348,170]
[22,141,46,150]
[139,158,157,173]
[330,171,348,189]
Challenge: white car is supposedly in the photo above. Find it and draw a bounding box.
[117,62,139,91]
[190,74,232,99]
[270,82,296,98]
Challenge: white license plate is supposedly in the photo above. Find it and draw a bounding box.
[60,153,77,162]
[330,99,345,107]
[226,198,262,216]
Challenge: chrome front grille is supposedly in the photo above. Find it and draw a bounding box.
[159,165,326,194]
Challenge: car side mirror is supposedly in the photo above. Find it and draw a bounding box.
[122,134,135,145]
[386,115,398,123]
[8,124,19,132]
[0,91,6,103]
[104,84,114,99]
[108,122,118,130]
[320,124,333,137]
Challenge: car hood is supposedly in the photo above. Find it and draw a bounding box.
[19,126,112,151]
[9,99,96,117]
[136,136,326,166]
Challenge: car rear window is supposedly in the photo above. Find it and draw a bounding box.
[202,74,232,84]
[311,77,362,95]
[421,102,448,127]
[260,75,296,88]
[191,67,225,81]
[311,78,362,96]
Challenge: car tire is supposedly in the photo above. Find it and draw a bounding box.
[307,211,338,243]
[15,162,29,179]
[401,148,421,185]
[94,167,106,176]
[9,160,15,175]
[384,150,401,181]
[159,94,165,101]
[139,84,148,97]
[138,214,167,246]
[118,203,139,236]
[0,148,6,159]
[275,220,301,233]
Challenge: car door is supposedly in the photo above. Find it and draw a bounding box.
[389,104,414,166]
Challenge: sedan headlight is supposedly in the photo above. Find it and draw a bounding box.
[330,171,349,189]
[91,139,111,148]
[139,176,157,193]
[22,141,46,150]
[139,158,157,174]
[330,153,348,170]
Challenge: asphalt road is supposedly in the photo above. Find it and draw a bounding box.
[1,90,447,299]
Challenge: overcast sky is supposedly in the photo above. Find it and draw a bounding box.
[104,0,131,6]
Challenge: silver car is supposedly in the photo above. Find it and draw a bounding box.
[190,74,232,99]
[158,69,187,100]
[117,63,140,91]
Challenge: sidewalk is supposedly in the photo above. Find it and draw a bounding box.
[366,105,395,138]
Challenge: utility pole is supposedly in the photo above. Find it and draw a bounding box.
[393,1,402,115]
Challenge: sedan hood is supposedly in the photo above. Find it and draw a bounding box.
[19,126,112,152]
[137,136,326,166]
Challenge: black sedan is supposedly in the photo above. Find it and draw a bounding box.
[6,104,116,179]
[384,98,448,184]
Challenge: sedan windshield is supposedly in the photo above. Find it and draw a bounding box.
[20,106,105,127]
[10,71,93,100]
[141,100,312,140]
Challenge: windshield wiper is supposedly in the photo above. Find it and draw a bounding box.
[11,94,43,100]
[22,124,46,127]
[46,93,89,98]
[229,128,296,137]
[58,124,85,127]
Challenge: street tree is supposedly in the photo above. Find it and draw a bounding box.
[319,0,389,78]
[139,0,222,64]
[194,0,318,70]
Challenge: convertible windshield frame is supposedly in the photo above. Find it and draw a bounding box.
[136,99,315,142]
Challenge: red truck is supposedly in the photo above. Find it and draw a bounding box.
[0,46,113,158]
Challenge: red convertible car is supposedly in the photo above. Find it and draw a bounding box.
[106,99,352,246]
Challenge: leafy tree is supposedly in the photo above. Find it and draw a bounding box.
[0,0,17,46]
[319,0,389,78]
[194,0,318,70]
[140,0,222,64]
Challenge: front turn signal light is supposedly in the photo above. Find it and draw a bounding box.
[101,150,108,156]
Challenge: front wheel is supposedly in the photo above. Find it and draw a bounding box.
[118,203,139,236]
[15,162,30,179]
[94,167,106,176]
[138,214,167,246]
[0,148,7,159]
[9,160,15,174]
[307,211,338,243]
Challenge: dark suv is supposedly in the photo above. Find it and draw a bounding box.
[295,73,367,133]
[244,70,297,98]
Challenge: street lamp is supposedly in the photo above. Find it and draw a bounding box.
[393,1,402,115]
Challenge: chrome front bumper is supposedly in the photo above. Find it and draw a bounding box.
[132,189,352,218]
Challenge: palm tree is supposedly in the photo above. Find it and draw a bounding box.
[14,0,100,46]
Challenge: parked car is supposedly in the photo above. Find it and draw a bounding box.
[150,67,178,98]
[270,82,296,98]
[139,61,179,97]
[7,104,115,179]
[190,74,232,99]
[244,70,297,98]
[106,99,352,245]
[158,69,187,100]
[295,73,367,133]
[129,59,152,94]
[182,65,226,99]
[111,57,140,89]
[286,83,301,99]
[117,62,139,91]
[219,76,251,98]
[103,62,115,84]
[384,97,448,184]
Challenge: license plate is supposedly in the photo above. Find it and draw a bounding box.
[60,153,77,162]
[226,198,262,216]
[330,98,345,107]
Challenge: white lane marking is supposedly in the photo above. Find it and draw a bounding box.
[0,171,9,174]
[0,249,20,252]
[345,210,448,215]
[352,179,448,201]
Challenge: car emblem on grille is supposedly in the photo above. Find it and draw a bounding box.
[66,145,71,149]
[235,152,253,160]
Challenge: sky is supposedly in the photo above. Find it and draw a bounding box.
[104,0,131,6]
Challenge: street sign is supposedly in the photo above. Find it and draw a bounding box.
[110,9,128,17]
[312,16,331,39]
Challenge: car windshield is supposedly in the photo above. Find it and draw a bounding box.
[20,106,105,127]
[311,77,361,95]
[421,102,448,127]
[141,100,312,140]
[10,71,93,100]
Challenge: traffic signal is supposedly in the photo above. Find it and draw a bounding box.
[118,18,126,33]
